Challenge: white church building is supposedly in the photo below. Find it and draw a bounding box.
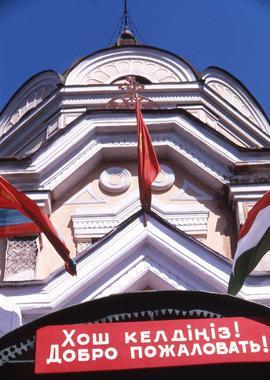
[0,30,270,338]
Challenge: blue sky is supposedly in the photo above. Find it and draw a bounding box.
[1,0,270,117]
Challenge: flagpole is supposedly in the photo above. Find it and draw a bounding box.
[136,95,148,228]
[143,204,148,227]
[136,95,147,228]
[106,78,160,229]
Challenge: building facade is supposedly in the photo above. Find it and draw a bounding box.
[0,40,270,337]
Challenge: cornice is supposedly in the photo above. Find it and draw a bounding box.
[60,88,270,147]
[35,131,228,195]
[1,83,270,159]
[2,112,270,199]
[0,213,269,325]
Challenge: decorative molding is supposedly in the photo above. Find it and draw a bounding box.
[153,202,209,236]
[229,183,270,226]
[2,74,270,161]
[4,85,55,134]
[25,192,52,215]
[2,88,269,160]
[71,198,142,239]
[71,194,209,239]
[203,68,270,135]
[99,167,131,194]
[152,164,175,191]
[186,107,251,148]
[60,90,270,148]
[81,59,179,84]
[46,118,59,138]
[160,134,227,183]
[58,87,270,145]
[31,126,228,201]
[65,47,198,85]
[171,180,212,201]
[46,110,83,139]
[95,258,185,299]
[62,93,200,106]
[71,212,208,239]
[65,184,105,205]
[187,108,219,130]
[0,71,61,137]
[208,82,257,124]
[76,241,92,255]
[199,96,266,148]
[167,213,209,234]
[229,183,270,202]
[58,90,270,148]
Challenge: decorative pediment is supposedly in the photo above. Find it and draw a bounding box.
[65,46,198,85]
[1,211,269,329]
[68,162,210,244]
[33,113,230,197]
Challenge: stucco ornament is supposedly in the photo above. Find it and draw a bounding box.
[65,48,198,85]
[152,164,175,191]
[99,167,131,194]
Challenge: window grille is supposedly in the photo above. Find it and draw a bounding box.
[4,236,40,281]
[76,240,92,255]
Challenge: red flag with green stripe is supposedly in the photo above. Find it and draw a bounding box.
[228,191,270,295]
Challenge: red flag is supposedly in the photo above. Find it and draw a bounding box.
[0,176,76,276]
[136,97,160,208]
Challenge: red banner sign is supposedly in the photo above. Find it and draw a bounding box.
[35,317,270,374]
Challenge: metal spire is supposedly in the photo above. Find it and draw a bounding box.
[116,0,137,46]
[108,0,145,46]
[124,0,128,31]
